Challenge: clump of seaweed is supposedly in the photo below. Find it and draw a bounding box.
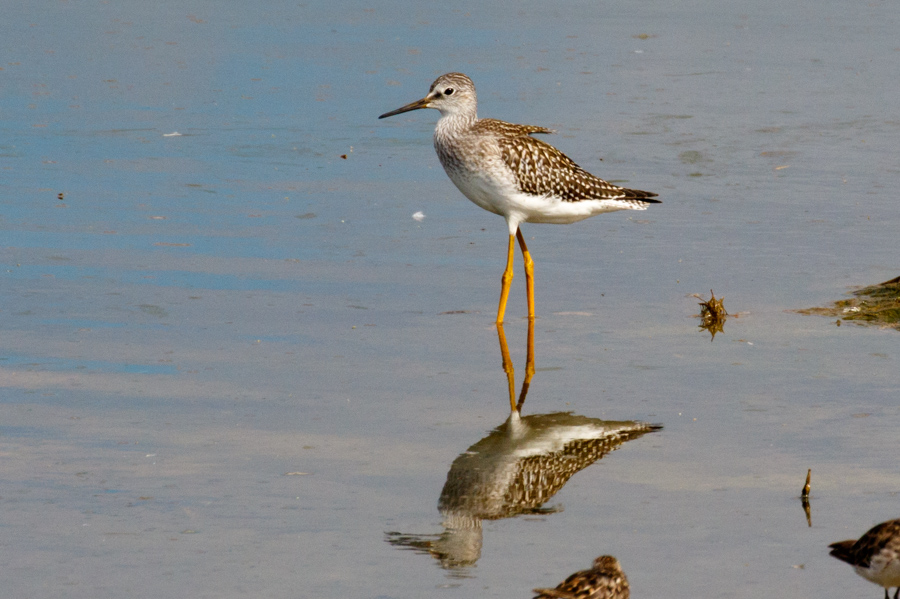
[696,289,727,340]
[797,276,900,330]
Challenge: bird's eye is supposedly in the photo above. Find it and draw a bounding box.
[444,88,454,96]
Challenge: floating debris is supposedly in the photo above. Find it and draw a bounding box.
[412,211,425,221]
[800,469,812,527]
[695,289,728,340]
[797,276,900,331]
[801,468,811,498]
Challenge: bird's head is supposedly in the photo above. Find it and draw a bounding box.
[593,555,623,572]
[379,72,477,120]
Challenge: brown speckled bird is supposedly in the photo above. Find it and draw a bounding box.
[533,555,630,599]
[830,519,900,599]
[379,73,659,323]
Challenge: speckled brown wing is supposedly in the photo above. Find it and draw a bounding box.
[470,118,554,138]
[491,126,658,204]
[851,520,900,567]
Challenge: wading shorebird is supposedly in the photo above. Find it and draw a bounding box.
[379,72,659,324]
[830,519,900,599]
[533,555,630,599]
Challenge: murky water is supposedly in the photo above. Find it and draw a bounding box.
[2,1,898,597]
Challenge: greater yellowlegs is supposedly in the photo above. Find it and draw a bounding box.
[379,72,660,323]
[830,519,900,599]
[533,555,630,599]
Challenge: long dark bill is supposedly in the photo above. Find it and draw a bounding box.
[378,97,431,119]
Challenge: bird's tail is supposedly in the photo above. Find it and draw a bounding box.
[622,188,660,203]
[828,540,857,564]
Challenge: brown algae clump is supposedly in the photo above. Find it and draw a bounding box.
[696,289,727,340]
[798,276,900,330]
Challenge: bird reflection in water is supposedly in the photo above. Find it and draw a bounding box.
[386,320,661,573]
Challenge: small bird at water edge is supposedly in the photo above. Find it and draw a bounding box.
[829,518,900,599]
[533,555,630,599]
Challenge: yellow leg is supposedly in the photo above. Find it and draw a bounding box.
[515,315,536,412]
[516,229,535,321]
[496,234,515,324]
[497,316,537,414]
[496,323,518,413]
[524,313,535,383]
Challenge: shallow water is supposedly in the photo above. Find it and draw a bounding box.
[2,1,899,598]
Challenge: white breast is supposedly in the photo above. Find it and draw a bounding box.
[856,550,900,587]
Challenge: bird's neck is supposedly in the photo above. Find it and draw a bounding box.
[435,111,477,140]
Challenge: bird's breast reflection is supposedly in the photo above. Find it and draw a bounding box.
[438,411,661,522]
